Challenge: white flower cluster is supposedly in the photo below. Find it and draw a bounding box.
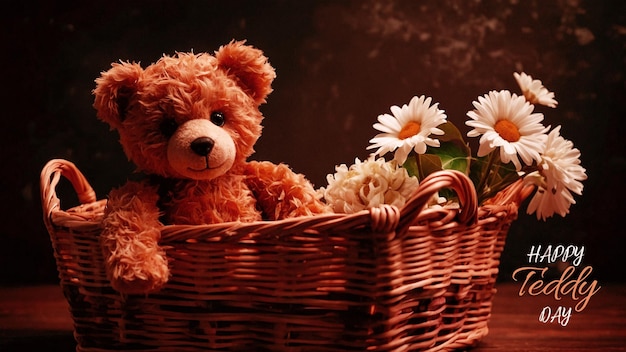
[323,72,586,220]
[318,156,420,214]
[465,74,586,220]
[525,126,587,220]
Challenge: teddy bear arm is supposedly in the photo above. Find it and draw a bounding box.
[244,161,329,220]
[101,181,170,294]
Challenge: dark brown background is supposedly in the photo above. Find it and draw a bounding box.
[2,0,624,286]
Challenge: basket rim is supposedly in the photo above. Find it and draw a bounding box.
[40,158,533,244]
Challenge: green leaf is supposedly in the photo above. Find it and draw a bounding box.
[418,153,444,179]
[403,153,443,181]
[425,122,471,175]
[436,121,466,143]
[402,154,420,178]
[469,154,520,203]
[434,140,471,174]
[469,155,490,187]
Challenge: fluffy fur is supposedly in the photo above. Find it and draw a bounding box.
[93,41,328,294]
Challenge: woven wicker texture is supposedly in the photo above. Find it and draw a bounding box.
[40,159,529,351]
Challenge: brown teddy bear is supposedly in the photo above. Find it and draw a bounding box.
[93,41,328,295]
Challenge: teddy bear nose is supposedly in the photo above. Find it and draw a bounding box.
[190,137,215,156]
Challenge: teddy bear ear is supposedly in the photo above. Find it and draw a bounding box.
[216,41,276,105]
[92,61,143,130]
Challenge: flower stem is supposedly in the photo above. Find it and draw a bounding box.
[415,153,424,181]
[486,157,501,190]
[476,151,500,202]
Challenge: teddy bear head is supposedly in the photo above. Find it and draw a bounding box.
[93,41,276,180]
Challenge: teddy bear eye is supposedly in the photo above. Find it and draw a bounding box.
[210,111,225,127]
[159,118,179,138]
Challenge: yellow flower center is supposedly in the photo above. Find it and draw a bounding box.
[398,121,421,140]
[494,119,521,142]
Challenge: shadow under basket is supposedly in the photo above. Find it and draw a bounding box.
[40,159,531,352]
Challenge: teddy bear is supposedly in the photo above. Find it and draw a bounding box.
[93,41,328,295]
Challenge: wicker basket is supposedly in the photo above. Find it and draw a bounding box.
[40,158,530,351]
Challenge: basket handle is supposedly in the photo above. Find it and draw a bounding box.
[397,170,478,235]
[40,159,97,229]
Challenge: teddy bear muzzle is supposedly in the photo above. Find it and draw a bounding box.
[167,119,236,180]
[190,137,215,156]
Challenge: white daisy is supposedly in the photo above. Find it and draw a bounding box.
[466,90,548,171]
[367,95,447,164]
[526,126,587,220]
[525,175,576,220]
[539,126,587,193]
[514,72,558,108]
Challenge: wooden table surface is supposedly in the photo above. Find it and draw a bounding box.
[1,283,625,351]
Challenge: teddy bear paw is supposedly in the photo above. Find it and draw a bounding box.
[109,254,170,295]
